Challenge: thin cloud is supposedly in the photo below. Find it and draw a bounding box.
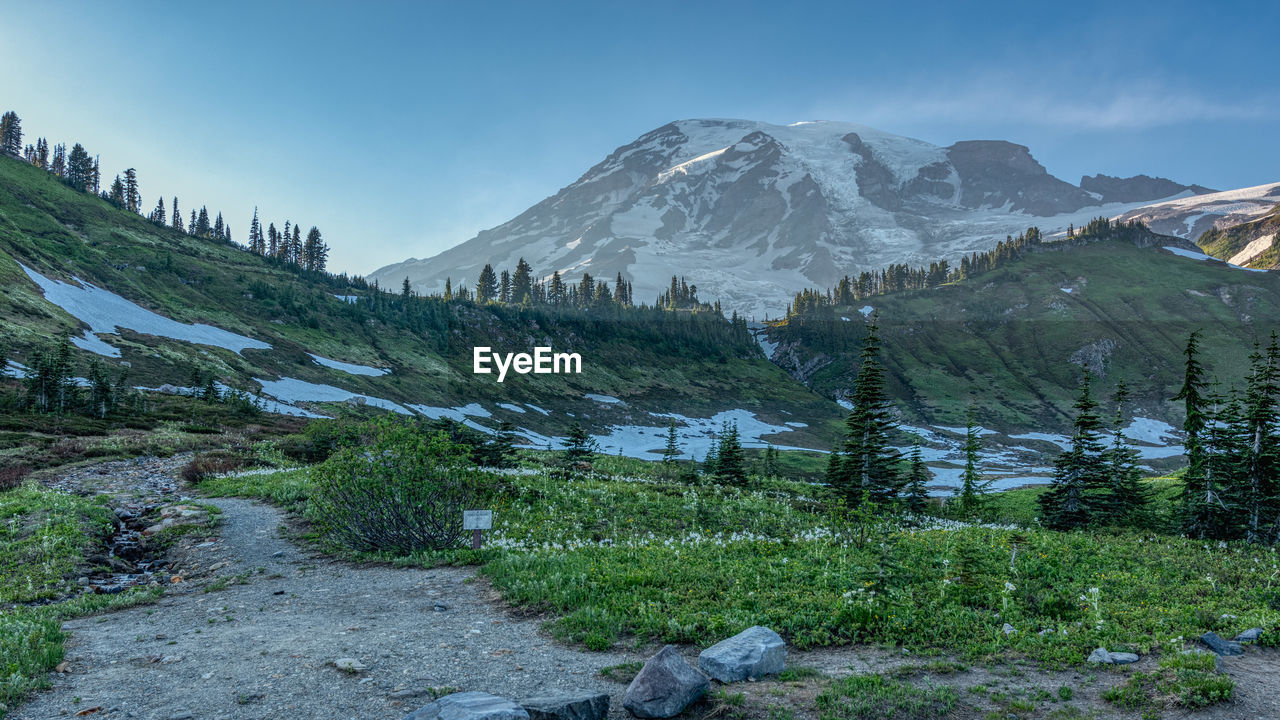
[825,78,1274,131]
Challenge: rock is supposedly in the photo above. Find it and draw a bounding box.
[1200,632,1244,656]
[1087,648,1139,665]
[520,693,609,720]
[624,645,710,718]
[333,658,367,672]
[1234,628,1264,643]
[405,691,530,720]
[697,626,787,683]
[271,550,285,559]
[434,603,449,612]
[1002,623,1017,636]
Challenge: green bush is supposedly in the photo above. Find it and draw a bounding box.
[307,419,489,553]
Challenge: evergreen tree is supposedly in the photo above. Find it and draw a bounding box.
[499,270,512,303]
[122,168,141,212]
[248,208,264,254]
[1241,336,1280,542]
[1104,382,1151,527]
[150,196,166,225]
[50,143,66,177]
[443,278,453,300]
[0,111,21,155]
[107,175,125,206]
[761,444,781,478]
[302,226,327,271]
[561,421,598,467]
[512,258,533,304]
[476,264,499,303]
[213,211,225,240]
[903,441,931,515]
[171,197,183,231]
[956,407,991,517]
[1173,331,1217,538]
[661,420,680,464]
[712,421,747,485]
[288,223,302,263]
[35,137,48,169]
[266,222,279,255]
[66,143,93,191]
[833,319,901,506]
[86,357,114,419]
[1040,370,1108,530]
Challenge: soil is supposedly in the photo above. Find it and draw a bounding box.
[11,457,1280,720]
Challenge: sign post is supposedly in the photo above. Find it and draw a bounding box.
[462,510,493,549]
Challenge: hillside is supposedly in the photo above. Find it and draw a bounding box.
[763,224,1280,431]
[1198,203,1280,268]
[370,119,1211,318]
[0,154,842,454]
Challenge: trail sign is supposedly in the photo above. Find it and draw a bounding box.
[463,510,493,530]
[463,510,493,549]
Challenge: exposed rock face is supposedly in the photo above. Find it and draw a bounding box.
[697,626,787,683]
[623,645,710,718]
[370,118,1214,318]
[1081,174,1214,204]
[946,140,1095,215]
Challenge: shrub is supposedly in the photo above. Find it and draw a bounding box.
[307,419,488,553]
[180,451,251,484]
[0,463,31,491]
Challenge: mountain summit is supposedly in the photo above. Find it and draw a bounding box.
[373,119,1210,316]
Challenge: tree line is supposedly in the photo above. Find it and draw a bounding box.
[1,108,328,273]
[786,219,1154,317]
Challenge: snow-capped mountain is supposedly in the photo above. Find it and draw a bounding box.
[373,119,1215,317]
[1112,182,1280,241]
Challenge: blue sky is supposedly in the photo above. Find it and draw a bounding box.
[2,0,1276,275]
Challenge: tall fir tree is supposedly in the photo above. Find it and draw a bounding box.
[0,111,21,155]
[512,258,533,304]
[1173,331,1218,538]
[712,421,747,486]
[302,227,327,271]
[1104,382,1151,527]
[1241,336,1280,542]
[903,441,931,515]
[1039,370,1108,530]
[956,406,991,517]
[476,264,499,302]
[662,420,680,464]
[832,318,901,506]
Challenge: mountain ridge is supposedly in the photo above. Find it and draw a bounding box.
[373,118,1214,317]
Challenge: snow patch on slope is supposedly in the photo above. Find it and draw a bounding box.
[306,353,390,377]
[21,264,270,356]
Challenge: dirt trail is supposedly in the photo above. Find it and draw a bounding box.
[13,458,1280,720]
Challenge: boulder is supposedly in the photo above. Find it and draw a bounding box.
[1001,623,1017,637]
[623,645,710,718]
[1234,628,1264,643]
[406,692,530,720]
[1200,632,1244,656]
[1087,648,1139,665]
[520,693,609,720]
[697,626,787,683]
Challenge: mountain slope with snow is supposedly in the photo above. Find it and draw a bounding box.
[373,119,1212,317]
[1113,182,1280,242]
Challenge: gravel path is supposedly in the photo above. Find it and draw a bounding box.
[14,457,1280,720]
[13,497,643,720]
